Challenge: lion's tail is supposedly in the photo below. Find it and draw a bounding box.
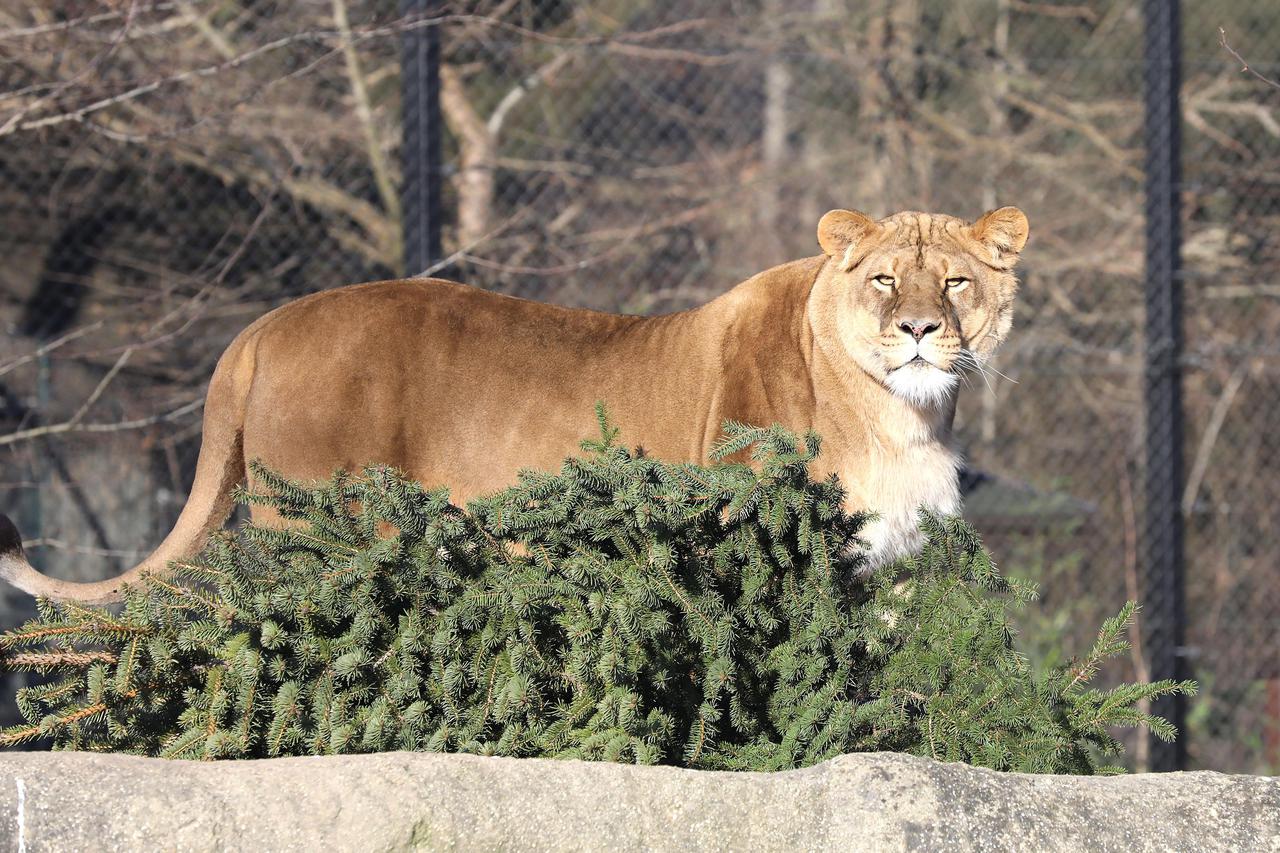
[0,334,255,606]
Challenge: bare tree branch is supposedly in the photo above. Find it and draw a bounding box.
[487,51,574,138]
[1220,27,1280,91]
[0,0,142,136]
[0,398,204,447]
[0,3,176,40]
[173,0,237,60]
[333,0,401,232]
[0,323,104,381]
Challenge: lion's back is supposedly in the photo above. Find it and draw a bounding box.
[250,278,634,357]
[232,278,695,494]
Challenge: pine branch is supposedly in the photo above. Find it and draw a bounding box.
[0,413,1194,771]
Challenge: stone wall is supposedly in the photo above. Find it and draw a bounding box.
[0,751,1274,851]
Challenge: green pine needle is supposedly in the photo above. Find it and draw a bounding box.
[0,414,1193,771]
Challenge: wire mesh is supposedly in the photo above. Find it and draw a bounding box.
[0,0,1277,773]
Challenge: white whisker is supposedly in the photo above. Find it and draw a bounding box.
[973,362,995,395]
[984,362,1018,385]
[956,348,1016,396]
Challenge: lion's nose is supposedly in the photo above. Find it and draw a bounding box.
[898,318,941,341]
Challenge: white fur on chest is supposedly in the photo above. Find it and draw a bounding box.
[851,442,960,568]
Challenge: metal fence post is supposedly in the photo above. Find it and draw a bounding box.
[1141,0,1187,772]
[400,0,443,276]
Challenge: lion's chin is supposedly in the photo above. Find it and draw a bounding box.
[884,360,958,408]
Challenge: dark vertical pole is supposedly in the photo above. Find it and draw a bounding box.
[1141,0,1187,772]
[400,0,442,276]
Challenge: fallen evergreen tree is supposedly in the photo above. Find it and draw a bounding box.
[0,410,1192,772]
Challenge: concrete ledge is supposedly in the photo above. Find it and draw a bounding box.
[0,750,1273,851]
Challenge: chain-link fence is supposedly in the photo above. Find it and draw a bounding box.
[1,0,1277,774]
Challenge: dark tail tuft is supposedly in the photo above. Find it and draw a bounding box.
[0,514,24,558]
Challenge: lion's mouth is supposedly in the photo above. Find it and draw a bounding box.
[877,340,957,376]
[897,354,947,372]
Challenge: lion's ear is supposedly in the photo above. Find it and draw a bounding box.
[817,209,881,266]
[969,206,1029,266]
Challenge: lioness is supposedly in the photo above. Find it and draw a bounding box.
[0,207,1028,605]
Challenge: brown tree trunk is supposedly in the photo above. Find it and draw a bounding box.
[439,64,497,250]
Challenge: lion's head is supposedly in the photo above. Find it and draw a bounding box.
[810,207,1029,407]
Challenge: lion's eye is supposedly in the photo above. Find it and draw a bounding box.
[872,274,896,288]
[945,277,970,291]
